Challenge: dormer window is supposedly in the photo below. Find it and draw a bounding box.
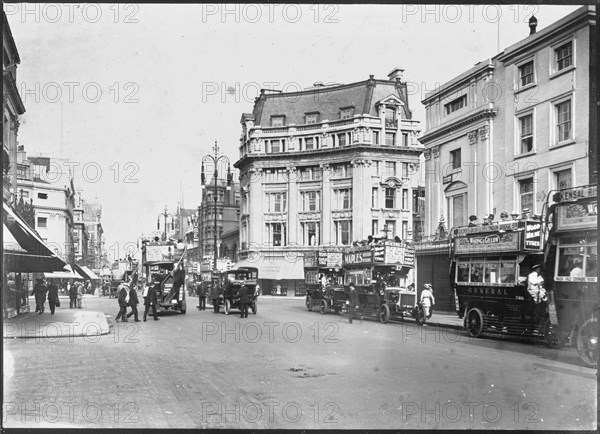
[340,107,355,120]
[271,116,285,127]
[305,113,320,124]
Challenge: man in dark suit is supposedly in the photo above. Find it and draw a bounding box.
[115,283,129,322]
[347,284,359,324]
[143,283,160,321]
[239,284,250,318]
[33,278,48,314]
[69,281,78,309]
[198,281,207,311]
[47,282,59,315]
[126,284,141,322]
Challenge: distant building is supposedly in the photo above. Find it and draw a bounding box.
[235,70,423,295]
[198,178,240,263]
[16,153,76,264]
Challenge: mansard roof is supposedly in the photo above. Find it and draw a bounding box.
[252,77,413,127]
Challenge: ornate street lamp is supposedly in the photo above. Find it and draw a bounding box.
[201,141,232,272]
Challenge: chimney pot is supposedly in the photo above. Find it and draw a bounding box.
[528,15,538,35]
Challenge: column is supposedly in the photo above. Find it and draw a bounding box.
[320,163,332,244]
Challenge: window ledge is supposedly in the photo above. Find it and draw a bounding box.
[513,150,536,160]
[514,83,537,95]
[549,65,575,80]
[549,139,576,150]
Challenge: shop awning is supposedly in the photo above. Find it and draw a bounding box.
[3,203,68,273]
[44,264,85,280]
[73,264,101,280]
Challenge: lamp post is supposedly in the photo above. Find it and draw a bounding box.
[157,206,174,241]
[201,141,232,272]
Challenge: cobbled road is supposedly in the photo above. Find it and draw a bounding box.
[3,295,596,429]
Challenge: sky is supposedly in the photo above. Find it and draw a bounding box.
[5,3,582,261]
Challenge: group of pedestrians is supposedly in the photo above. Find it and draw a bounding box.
[31,278,61,315]
[68,282,84,309]
[115,281,159,322]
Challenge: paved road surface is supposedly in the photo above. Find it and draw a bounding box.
[3,295,596,429]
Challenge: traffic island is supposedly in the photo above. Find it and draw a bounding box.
[3,309,110,339]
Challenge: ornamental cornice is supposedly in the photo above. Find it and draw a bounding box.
[297,211,321,221]
[264,212,287,222]
[331,210,352,220]
[419,109,497,145]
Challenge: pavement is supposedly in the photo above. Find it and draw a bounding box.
[3,295,110,339]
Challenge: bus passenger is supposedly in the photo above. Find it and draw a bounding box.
[570,258,584,277]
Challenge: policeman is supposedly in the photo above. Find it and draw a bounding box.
[239,284,250,318]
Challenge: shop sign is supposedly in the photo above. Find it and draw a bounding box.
[524,222,542,250]
[455,232,519,254]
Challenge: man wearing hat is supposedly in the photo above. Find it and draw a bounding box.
[347,284,360,324]
[468,215,478,227]
[570,258,584,277]
[420,283,435,319]
[527,264,546,302]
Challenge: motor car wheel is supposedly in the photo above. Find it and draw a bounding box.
[251,300,257,315]
[577,315,598,368]
[224,299,231,315]
[320,300,328,315]
[379,304,390,323]
[306,296,312,311]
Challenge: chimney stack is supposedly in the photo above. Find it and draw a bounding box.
[387,67,404,82]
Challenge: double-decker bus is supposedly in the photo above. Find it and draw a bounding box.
[141,240,187,314]
[450,218,548,339]
[342,239,417,322]
[303,246,345,313]
[543,185,598,367]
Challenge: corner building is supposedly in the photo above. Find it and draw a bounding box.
[420,6,596,236]
[235,70,423,295]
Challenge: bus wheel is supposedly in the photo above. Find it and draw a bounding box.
[577,316,598,368]
[306,296,312,311]
[181,300,187,314]
[543,320,562,348]
[224,299,231,315]
[379,304,390,323]
[320,300,328,315]
[467,308,484,338]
